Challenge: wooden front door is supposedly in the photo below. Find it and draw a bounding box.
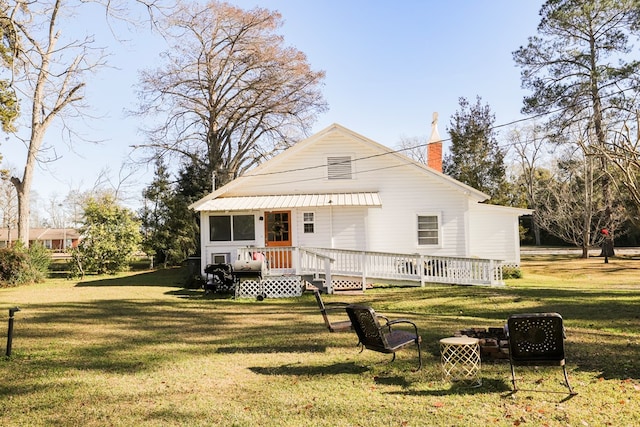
[265,211,292,268]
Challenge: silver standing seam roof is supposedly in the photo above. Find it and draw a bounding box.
[192,192,381,211]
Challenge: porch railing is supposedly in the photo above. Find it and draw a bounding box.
[237,246,504,292]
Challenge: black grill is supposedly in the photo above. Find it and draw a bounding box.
[204,260,263,294]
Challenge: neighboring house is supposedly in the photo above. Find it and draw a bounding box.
[190,122,531,293]
[0,228,81,251]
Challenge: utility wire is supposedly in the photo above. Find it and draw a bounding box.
[241,85,639,180]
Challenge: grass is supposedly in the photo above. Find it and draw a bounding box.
[1,256,639,426]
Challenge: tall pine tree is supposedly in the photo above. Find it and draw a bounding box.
[513,0,640,250]
[443,96,509,205]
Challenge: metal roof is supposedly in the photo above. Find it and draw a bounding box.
[193,192,381,211]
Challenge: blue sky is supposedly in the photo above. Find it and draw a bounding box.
[1,0,543,215]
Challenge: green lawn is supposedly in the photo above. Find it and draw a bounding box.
[1,256,639,426]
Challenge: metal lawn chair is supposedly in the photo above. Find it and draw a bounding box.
[314,290,352,332]
[507,312,576,395]
[345,304,422,370]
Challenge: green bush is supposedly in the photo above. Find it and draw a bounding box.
[503,266,522,279]
[73,195,141,276]
[25,242,52,282]
[0,242,51,287]
[0,247,28,286]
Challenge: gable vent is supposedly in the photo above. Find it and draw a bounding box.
[327,156,353,180]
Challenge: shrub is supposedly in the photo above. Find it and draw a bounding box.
[0,247,28,286]
[0,242,51,287]
[25,242,52,283]
[74,196,141,275]
[503,266,522,279]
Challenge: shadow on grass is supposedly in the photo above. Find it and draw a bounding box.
[166,288,216,299]
[374,375,412,388]
[249,362,368,376]
[386,378,512,396]
[218,344,327,354]
[6,283,640,383]
[74,268,187,288]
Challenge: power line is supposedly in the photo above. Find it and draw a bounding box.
[241,85,639,180]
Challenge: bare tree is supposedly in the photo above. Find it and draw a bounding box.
[395,135,427,164]
[533,127,627,257]
[508,123,550,246]
[591,113,640,209]
[133,0,327,188]
[2,0,162,246]
[513,0,640,243]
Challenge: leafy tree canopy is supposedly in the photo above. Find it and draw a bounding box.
[443,96,509,204]
[74,195,141,275]
[513,0,640,137]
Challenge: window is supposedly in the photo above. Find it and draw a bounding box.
[417,215,439,245]
[327,156,352,179]
[210,216,232,241]
[209,215,255,241]
[233,215,255,240]
[212,253,229,264]
[303,212,315,233]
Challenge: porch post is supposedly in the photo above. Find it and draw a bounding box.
[324,257,333,294]
[361,251,367,292]
[419,255,426,287]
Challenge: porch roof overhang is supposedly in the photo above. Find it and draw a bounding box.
[193,192,381,211]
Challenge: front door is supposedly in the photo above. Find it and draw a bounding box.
[265,211,292,268]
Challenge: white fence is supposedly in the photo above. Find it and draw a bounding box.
[238,246,504,293]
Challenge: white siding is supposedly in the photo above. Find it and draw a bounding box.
[295,207,332,248]
[329,207,368,250]
[468,204,522,264]
[295,207,369,250]
[193,124,526,268]
[224,134,366,196]
[199,211,263,271]
[365,168,470,256]
[219,129,474,256]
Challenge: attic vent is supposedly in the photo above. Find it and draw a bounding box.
[327,156,353,180]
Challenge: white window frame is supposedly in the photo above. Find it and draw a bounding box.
[416,213,441,247]
[302,211,315,234]
[209,214,256,242]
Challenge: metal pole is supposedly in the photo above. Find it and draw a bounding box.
[6,307,20,357]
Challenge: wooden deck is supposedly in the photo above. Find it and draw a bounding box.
[238,247,505,294]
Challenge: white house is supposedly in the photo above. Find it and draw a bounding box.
[190,122,530,293]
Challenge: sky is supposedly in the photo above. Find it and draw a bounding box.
[1,0,544,220]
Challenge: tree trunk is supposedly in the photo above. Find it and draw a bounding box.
[582,232,590,259]
[533,218,541,246]
[10,177,29,248]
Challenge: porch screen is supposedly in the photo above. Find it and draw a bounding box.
[417,215,439,245]
[210,215,255,241]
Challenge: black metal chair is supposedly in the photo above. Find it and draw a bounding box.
[345,304,422,370]
[507,312,576,395]
[313,290,352,332]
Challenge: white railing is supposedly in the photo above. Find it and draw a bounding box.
[303,248,503,287]
[237,247,295,274]
[238,246,504,292]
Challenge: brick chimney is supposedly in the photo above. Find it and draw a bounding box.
[426,112,443,172]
